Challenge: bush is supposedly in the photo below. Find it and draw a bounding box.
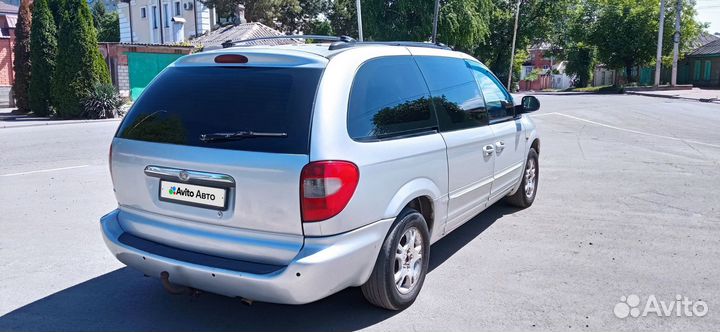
[81,83,122,119]
[564,85,624,94]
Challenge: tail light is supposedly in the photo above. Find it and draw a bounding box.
[300,161,359,222]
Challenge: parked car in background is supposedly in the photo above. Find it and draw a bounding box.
[100,39,541,310]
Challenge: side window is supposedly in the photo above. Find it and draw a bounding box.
[152,6,158,29]
[164,3,170,27]
[414,56,487,132]
[469,62,514,122]
[348,56,437,141]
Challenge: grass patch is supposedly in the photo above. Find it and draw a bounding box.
[562,85,625,93]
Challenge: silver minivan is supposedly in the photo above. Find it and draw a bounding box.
[101,39,541,310]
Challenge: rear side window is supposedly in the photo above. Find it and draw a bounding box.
[116,66,322,154]
[414,56,488,132]
[348,56,437,141]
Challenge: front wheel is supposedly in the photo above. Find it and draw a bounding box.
[361,208,430,310]
[506,148,539,208]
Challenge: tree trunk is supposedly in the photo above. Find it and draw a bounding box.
[625,64,633,83]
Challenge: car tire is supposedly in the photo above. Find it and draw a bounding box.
[506,148,539,208]
[361,208,430,310]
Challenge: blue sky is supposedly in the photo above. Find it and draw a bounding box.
[697,0,720,34]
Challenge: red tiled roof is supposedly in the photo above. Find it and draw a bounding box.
[191,22,297,49]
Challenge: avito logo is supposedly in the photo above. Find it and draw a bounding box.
[614,294,708,318]
[168,185,217,201]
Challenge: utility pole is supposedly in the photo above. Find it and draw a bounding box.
[356,0,363,41]
[432,0,440,43]
[671,0,682,86]
[507,0,521,90]
[654,0,666,86]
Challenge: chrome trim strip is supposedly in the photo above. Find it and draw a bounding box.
[144,166,235,185]
[495,161,523,179]
[449,176,493,200]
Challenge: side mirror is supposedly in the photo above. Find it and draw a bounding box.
[520,96,540,113]
[520,95,540,113]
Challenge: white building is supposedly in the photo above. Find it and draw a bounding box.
[117,0,216,44]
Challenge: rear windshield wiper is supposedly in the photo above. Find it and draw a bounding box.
[200,131,288,142]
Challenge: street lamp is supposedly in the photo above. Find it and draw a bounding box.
[356,0,363,41]
[432,0,440,43]
[507,0,521,90]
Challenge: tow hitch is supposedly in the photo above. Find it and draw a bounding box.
[160,271,199,297]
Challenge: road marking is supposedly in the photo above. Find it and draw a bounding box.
[0,165,90,177]
[529,112,559,118]
[540,112,720,149]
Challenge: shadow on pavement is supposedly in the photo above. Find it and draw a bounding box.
[0,204,514,332]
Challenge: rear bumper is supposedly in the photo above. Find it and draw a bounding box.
[100,209,393,304]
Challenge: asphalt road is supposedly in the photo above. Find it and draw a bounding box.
[0,94,719,331]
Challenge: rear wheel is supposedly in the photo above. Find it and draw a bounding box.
[506,148,539,208]
[361,208,430,310]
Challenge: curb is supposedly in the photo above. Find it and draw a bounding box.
[526,92,600,96]
[625,91,720,104]
[527,91,624,96]
[0,118,122,129]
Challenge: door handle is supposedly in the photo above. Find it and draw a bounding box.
[483,145,495,156]
[495,141,505,153]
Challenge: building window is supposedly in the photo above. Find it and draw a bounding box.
[152,6,158,29]
[704,60,712,81]
[693,60,701,80]
[175,1,181,16]
[140,7,147,18]
[164,3,170,27]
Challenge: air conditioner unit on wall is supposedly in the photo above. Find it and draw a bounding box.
[183,2,193,10]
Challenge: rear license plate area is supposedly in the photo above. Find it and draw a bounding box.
[159,180,227,210]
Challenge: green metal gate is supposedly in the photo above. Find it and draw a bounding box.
[127,52,185,100]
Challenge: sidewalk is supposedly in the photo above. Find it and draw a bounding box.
[0,108,122,129]
[625,87,720,103]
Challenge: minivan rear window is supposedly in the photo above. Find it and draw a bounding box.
[116,66,322,154]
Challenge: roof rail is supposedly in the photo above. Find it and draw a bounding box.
[328,41,452,51]
[222,35,356,48]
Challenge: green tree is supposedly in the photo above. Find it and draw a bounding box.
[358,0,490,53]
[565,42,594,87]
[49,0,65,29]
[328,0,357,37]
[53,0,112,119]
[29,0,58,117]
[558,0,598,87]
[92,1,120,42]
[306,18,333,35]
[475,0,574,84]
[591,0,658,81]
[12,0,32,113]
